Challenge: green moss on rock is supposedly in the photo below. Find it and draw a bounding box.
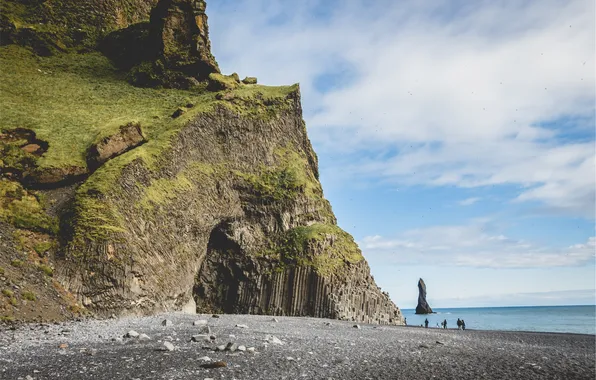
[208,73,240,91]
[279,223,363,276]
[0,179,57,234]
[236,148,320,203]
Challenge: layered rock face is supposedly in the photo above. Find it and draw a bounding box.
[415,278,433,314]
[57,95,402,324]
[0,0,404,325]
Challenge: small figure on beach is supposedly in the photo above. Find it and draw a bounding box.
[462,319,466,330]
[457,318,462,330]
[424,318,429,328]
[404,318,407,326]
[442,319,447,329]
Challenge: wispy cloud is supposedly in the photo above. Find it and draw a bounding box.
[209,0,595,218]
[458,197,481,206]
[358,223,596,268]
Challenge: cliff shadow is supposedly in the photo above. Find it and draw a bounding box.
[193,221,258,314]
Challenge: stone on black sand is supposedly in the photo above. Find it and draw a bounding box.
[125,330,139,338]
[162,319,173,327]
[225,342,238,352]
[194,320,208,326]
[265,335,283,345]
[191,334,210,343]
[163,341,175,351]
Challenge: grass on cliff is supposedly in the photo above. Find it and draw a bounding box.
[0,179,58,234]
[277,223,363,276]
[0,45,211,171]
[236,147,321,203]
[0,44,302,250]
[0,45,298,174]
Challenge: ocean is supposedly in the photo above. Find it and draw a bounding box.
[400,305,596,335]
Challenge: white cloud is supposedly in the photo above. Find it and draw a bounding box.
[358,223,596,268]
[209,0,595,218]
[458,197,481,206]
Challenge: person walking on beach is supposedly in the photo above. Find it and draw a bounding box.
[461,320,466,330]
[424,318,429,328]
[443,319,447,329]
[457,318,462,330]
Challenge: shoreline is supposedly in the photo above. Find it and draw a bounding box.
[401,324,596,336]
[1,313,594,379]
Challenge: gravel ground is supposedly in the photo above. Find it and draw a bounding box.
[0,313,594,380]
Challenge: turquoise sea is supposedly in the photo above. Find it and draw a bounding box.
[401,305,596,335]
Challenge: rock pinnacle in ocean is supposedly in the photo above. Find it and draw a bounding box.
[415,278,433,314]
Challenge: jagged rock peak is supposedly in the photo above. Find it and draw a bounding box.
[415,278,433,314]
[99,0,220,88]
[149,0,220,77]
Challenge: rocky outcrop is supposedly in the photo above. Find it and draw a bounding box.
[415,278,433,314]
[56,89,403,324]
[86,123,146,171]
[196,221,401,323]
[150,0,219,78]
[100,0,220,88]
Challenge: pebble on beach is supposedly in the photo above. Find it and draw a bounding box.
[162,342,175,351]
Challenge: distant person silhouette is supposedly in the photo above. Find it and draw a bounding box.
[424,318,429,328]
[443,319,447,329]
[457,318,462,330]
[462,319,466,330]
[404,318,407,326]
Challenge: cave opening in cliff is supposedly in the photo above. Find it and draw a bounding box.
[193,222,250,314]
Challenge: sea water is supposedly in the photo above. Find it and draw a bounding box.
[400,305,595,335]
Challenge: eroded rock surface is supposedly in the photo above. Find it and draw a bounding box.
[101,0,221,88]
[150,0,219,77]
[57,88,403,325]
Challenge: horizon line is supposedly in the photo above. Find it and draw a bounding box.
[400,304,596,310]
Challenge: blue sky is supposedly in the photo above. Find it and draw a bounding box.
[207,0,595,309]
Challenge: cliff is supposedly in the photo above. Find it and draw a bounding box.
[0,0,404,325]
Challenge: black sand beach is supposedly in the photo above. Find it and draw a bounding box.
[1,314,594,380]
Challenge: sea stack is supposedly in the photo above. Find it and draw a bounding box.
[415,278,433,314]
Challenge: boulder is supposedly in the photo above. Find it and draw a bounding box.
[86,122,146,171]
[242,76,257,85]
[208,73,241,91]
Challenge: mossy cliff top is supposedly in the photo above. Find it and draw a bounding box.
[0,0,403,324]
